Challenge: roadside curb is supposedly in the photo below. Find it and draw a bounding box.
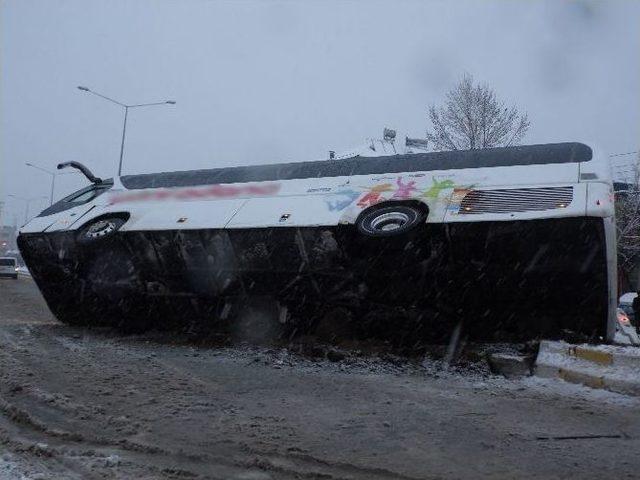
[535,340,640,396]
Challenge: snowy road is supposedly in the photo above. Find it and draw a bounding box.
[1,277,640,479]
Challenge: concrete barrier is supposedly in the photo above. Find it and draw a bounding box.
[535,340,640,396]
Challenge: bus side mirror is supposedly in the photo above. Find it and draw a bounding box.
[57,161,103,185]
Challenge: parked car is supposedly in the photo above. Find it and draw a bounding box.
[16,265,30,276]
[0,257,18,279]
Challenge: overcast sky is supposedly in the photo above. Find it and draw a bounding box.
[1,0,639,225]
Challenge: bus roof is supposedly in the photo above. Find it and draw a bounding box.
[121,142,592,190]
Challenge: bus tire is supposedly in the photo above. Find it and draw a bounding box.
[77,216,127,244]
[356,205,425,237]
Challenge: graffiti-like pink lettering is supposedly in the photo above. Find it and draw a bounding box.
[109,182,281,205]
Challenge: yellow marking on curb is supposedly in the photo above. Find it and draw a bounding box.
[558,368,606,389]
[572,347,613,366]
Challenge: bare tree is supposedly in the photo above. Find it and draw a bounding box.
[426,74,530,151]
[616,156,640,275]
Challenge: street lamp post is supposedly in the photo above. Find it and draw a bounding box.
[8,194,48,224]
[25,163,56,206]
[77,86,175,176]
[25,163,80,206]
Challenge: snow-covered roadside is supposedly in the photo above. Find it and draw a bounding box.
[521,376,640,407]
[0,452,47,480]
[534,340,640,396]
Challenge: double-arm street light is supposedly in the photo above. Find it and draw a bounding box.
[77,86,176,176]
[8,194,48,224]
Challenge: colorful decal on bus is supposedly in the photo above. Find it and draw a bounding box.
[391,177,418,200]
[356,183,395,208]
[422,179,455,199]
[447,187,474,213]
[325,176,463,212]
[326,190,361,211]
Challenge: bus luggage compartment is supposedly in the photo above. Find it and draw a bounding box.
[17,216,609,344]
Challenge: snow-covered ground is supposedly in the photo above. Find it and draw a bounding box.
[0,452,51,480]
[2,277,640,479]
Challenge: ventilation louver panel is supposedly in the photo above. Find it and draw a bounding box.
[458,186,573,215]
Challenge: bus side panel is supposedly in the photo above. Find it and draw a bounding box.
[121,199,248,231]
[226,195,348,228]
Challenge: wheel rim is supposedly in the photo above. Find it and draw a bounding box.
[85,219,116,239]
[369,211,411,232]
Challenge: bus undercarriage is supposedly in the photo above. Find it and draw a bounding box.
[18,216,609,347]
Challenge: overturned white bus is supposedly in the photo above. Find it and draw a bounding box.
[17,142,617,345]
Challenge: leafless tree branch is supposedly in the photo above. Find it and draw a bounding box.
[616,155,640,274]
[426,74,530,151]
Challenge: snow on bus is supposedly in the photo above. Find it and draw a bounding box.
[17,142,617,345]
